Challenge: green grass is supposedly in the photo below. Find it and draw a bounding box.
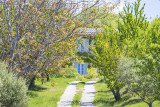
[94,79,160,107]
[28,77,77,107]
[71,82,85,107]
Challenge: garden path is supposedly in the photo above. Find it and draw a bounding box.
[57,81,97,107]
[80,81,97,107]
[57,81,81,107]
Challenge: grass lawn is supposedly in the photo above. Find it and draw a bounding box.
[28,77,77,107]
[94,79,160,107]
[71,82,85,107]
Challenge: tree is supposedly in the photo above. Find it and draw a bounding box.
[90,0,160,104]
[117,0,149,57]
[117,0,160,106]
[0,0,103,88]
[90,24,123,101]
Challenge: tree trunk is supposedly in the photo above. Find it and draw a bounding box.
[148,102,152,107]
[42,81,43,85]
[116,87,121,100]
[47,74,49,81]
[28,76,36,90]
[111,87,121,101]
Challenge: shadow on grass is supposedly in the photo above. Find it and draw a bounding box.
[94,98,116,106]
[94,89,115,106]
[96,79,106,83]
[80,82,85,84]
[29,85,47,91]
[72,100,80,106]
[97,90,111,93]
[121,99,142,106]
[27,91,38,97]
[77,81,85,85]
[121,95,131,101]
[94,96,141,107]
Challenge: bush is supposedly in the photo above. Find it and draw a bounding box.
[50,67,84,80]
[60,67,80,78]
[50,73,62,78]
[86,67,98,79]
[0,62,28,107]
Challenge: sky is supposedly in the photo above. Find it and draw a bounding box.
[114,0,160,21]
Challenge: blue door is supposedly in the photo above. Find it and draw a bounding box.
[78,63,85,75]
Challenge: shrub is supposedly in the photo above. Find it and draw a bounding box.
[50,73,62,78]
[59,67,80,78]
[50,67,84,80]
[0,62,28,107]
[86,67,98,79]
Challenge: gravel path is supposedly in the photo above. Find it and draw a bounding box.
[80,81,97,107]
[57,81,81,107]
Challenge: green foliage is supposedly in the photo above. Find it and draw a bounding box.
[118,57,160,106]
[76,52,91,63]
[86,67,98,79]
[90,23,123,92]
[0,62,28,107]
[117,57,136,85]
[57,67,81,78]
[80,3,119,28]
[117,0,160,106]
[118,0,149,57]
[89,24,123,101]
[91,0,160,104]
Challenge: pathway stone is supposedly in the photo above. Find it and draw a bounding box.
[80,81,97,107]
[57,81,81,107]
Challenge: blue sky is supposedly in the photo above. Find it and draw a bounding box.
[115,0,160,21]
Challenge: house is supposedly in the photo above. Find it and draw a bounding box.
[74,28,101,75]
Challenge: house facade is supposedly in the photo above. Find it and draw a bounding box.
[74,28,100,75]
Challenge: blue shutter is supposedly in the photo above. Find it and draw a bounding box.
[84,39,89,52]
[84,63,88,75]
[74,62,79,74]
[81,64,84,75]
[78,64,80,74]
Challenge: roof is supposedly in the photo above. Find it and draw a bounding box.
[75,28,102,36]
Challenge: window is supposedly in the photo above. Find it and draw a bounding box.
[78,63,84,75]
